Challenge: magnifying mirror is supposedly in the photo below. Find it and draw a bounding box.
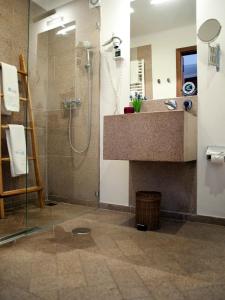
[198,19,221,43]
[198,19,222,71]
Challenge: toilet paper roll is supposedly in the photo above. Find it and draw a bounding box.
[211,154,224,164]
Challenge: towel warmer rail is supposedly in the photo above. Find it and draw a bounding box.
[0,54,44,219]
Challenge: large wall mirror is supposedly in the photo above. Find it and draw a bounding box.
[130,0,197,100]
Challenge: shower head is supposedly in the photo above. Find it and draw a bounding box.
[77,41,93,69]
[77,40,93,49]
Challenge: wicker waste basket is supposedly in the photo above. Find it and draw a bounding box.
[136,191,161,230]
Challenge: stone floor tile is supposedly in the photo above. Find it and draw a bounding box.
[119,285,151,300]
[29,273,59,294]
[2,205,225,300]
[57,272,87,290]
[116,239,145,256]
[182,286,223,300]
[148,280,185,300]
[0,280,41,300]
[59,285,123,300]
[109,266,144,287]
[32,288,59,300]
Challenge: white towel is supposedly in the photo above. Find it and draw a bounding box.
[1,62,20,113]
[6,125,29,177]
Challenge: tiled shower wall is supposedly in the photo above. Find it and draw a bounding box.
[0,0,28,67]
[30,1,100,206]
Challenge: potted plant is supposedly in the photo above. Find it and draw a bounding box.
[130,93,146,113]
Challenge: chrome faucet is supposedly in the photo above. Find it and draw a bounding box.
[164,99,177,110]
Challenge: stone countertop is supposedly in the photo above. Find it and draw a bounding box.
[104,110,197,162]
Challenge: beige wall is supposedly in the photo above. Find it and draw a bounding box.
[0,0,28,68]
[197,0,225,218]
[130,161,197,214]
[100,0,130,207]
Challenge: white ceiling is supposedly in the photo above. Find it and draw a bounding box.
[32,0,73,11]
[131,0,196,38]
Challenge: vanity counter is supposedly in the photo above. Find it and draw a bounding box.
[103,110,197,162]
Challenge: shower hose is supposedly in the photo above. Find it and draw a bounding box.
[68,67,92,154]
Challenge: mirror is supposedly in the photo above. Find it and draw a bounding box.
[198,19,221,43]
[130,0,197,100]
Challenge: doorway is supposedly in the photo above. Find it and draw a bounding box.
[176,46,197,97]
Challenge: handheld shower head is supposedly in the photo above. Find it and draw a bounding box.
[77,40,93,49]
[77,41,93,69]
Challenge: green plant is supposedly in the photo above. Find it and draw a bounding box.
[130,93,144,113]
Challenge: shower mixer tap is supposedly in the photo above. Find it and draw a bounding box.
[63,98,81,110]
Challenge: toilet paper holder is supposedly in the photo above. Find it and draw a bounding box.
[206,146,225,161]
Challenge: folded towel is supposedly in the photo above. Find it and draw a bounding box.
[1,62,20,113]
[6,125,29,177]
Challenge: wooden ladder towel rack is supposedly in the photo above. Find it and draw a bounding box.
[0,54,45,219]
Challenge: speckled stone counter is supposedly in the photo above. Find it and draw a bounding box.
[104,110,197,162]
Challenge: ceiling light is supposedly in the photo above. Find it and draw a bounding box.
[130,7,134,14]
[150,0,173,5]
[56,25,76,35]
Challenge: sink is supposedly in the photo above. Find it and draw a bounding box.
[103,110,197,162]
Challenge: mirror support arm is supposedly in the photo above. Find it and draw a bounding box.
[208,44,220,72]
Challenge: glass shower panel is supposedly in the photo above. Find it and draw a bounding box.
[0,0,30,241]
[26,0,100,230]
[0,71,29,239]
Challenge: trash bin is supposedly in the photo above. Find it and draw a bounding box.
[136,191,161,230]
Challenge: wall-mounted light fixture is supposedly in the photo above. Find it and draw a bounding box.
[150,0,174,5]
[46,15,64,27]
[56,24,76,35]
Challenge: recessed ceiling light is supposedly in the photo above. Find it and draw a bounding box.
[150,0,174,5]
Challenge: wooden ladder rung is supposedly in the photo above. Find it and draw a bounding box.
[0,94,28,102]
[1,125,32,130]
[2,186,42,197]
[1,157,35,162]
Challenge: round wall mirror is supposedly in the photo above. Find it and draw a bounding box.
[198,19,221,43]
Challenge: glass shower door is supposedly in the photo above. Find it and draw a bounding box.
[0,56,29,242]
[26,0,100,231]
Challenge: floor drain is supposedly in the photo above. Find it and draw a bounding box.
[46,202,58,207]
[72,228,91,236]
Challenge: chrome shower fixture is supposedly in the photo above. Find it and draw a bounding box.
[77,41,93,69]
[77,40,93,49]
[68,40,93,154]
[63,98,81,110]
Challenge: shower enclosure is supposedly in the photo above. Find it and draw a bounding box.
[0,0,100,242]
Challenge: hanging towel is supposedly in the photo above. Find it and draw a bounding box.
[6,125,29,177]
[1,62,20,113]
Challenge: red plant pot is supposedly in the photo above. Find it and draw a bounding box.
[124,107,134,114]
